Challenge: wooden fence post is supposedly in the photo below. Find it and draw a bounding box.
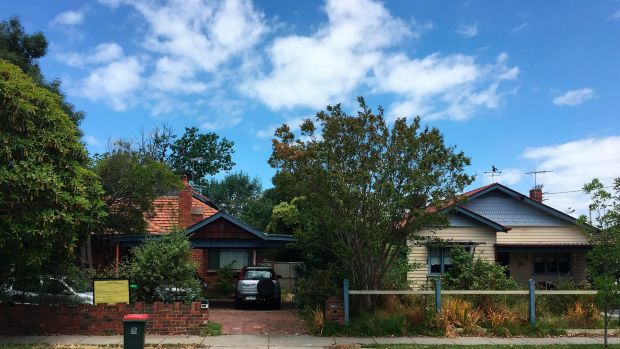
[435,278,442,313]
[343,279,350,325]
[529,279,536,326]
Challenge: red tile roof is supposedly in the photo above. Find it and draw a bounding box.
[146,193,218,235]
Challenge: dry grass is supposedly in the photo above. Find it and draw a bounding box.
[312,305,326,335]
[433,298,484,337]
[566,300,602,327]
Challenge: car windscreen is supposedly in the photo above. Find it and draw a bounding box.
[244,270,273,280]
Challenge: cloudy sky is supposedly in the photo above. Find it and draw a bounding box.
[3,0,619,218]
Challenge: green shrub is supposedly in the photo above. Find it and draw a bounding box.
[129,232,201,302]
[443,247,519,291]
[212,263,236,298]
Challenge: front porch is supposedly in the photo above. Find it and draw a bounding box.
[496,245,590,287]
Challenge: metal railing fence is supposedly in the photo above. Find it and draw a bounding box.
[343,278,597,326]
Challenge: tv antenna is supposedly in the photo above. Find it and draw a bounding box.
[484,165,502,179]
[525,170,553,187]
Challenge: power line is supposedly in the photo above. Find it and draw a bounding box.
[543,185,615,195]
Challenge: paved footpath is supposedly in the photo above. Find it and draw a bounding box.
[1,335,619,348]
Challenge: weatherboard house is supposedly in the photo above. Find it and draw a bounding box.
[408,183,591,288]
[111,178,295,280]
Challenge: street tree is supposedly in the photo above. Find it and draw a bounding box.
[269,97,474,310]
[583,178,620,347]
[0,60,105,280]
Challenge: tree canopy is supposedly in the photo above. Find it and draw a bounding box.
[0,60,105,279]
[167,127,234,182]
[0,16,84,126]
[194,171,262,217]
[269,97,474,308]
[93,141,181,235]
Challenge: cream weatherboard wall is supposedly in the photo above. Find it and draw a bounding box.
[506,251,588,285]
[496,226,589,245]
[407,226,497,288]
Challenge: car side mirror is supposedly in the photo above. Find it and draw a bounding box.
[276,275,282,279]
[233,273,240,279]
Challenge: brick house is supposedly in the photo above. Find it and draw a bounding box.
[111,178,295,280]
[408,183,591,288]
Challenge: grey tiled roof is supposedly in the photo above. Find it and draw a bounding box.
[462,191,571,227]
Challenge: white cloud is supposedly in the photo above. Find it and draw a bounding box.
[244,0,516,121]
[522,136,620,217]
[243,0,412,110]
[51,9,86,26]
[255,117,307,139]
[455,23,478,38]
[61,43,124,67]
[553,87,596,106]
[609,10,620,21]
[379,52,519,120]
[512,22,529,32]
[76,56,144,111]
[132,0,267,89]
[84,135,103,147]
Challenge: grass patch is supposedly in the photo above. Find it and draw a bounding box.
[192,320,222,336]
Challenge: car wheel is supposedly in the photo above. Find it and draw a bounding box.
[234,297,242,309]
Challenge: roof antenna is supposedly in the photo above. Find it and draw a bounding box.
[484,165,502,180]
[525,170,553,188]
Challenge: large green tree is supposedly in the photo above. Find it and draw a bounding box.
[167,127,235,182]
[269,97,474,309]
[0,16,84,126]
[194,171,262,217]
[583,178,620,347]
[0,60,105,280]
[93,141,181,235]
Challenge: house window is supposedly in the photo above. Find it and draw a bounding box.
[533,252,571,274]
[208,249,250,270]
[428,246,472,275]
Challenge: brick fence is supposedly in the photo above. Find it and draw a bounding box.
[0,302,209,335]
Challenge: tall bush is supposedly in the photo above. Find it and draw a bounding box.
[443,247,519,290]
[129,232,201,302]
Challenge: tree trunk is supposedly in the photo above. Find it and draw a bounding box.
[604,304,609,347]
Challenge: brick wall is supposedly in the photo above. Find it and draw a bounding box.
[0,302,208,335]
[192,249,208,278]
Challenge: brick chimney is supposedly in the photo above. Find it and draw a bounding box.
[529,186,543,203]
[178,176,193,229]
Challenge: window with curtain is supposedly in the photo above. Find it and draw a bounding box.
[207,249,250,270]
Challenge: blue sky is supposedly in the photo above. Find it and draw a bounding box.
[2,0,619,217]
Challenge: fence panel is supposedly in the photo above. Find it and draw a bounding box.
[343,278,598,326]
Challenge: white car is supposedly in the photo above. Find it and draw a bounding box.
[1,276,93,305]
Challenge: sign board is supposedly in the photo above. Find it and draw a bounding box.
[93,279,130,305]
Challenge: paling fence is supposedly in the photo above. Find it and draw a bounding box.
[343,279,598,326]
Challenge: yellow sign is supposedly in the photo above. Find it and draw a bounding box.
[93,279,129,305]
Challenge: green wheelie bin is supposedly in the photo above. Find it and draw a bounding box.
[123,314,148,349]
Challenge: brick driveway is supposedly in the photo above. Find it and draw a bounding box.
[208,300,308,335]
